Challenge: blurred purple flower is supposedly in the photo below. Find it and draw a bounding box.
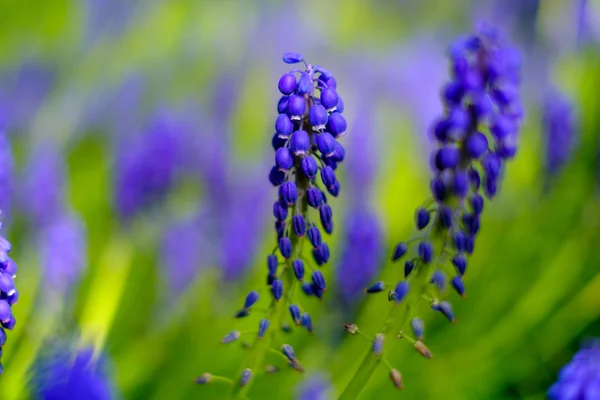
[548,339,600,400]
[34,346,115,400]
[295,374,331,400]
[38,214,87,295]
[0,129,14,218]
[83,0,137,43]
[543,90,577,175]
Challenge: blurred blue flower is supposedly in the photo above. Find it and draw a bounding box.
[295,374,331,400]
[0,129,14,217]
[543,89,577,175]
[548,339,600,400]
[34,346,115,400]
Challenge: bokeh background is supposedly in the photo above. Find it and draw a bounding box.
[1,0,599,399]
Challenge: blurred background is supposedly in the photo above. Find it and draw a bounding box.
[0,0,599,398]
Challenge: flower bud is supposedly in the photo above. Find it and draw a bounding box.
[373,333,385,357]
[258,319,270,339]
[364,281,385,294]
[389,369,403,390]
[221,330,241,344]
[240,368,253,387]
[414,340,433,359]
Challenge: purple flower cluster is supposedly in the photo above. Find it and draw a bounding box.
[0,220,17,373]
[548,340,600,400]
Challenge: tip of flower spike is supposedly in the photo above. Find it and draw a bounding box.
[282,52,304,64]
[414,341,433,359]
[195,373,213,384]
[389,369,403,390]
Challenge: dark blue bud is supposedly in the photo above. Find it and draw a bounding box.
[306,187,323,208]
[327,112,347,137]
[496,134,518,159]
[438,206,453,228]
[418,242,433,263]
[0,328,6,346]
[279,237,292,259]
[327,180,340,197]
[453,171,469,198]
[331,142,345,163]
[289,304,301,324]
[446,108,470,139]
[316,132,335,155]
[221,330,241,344]
[272,133,287,150]
[435,146,460,170]
[364,281,385,293]
[307,226,322,248]
[258,319,270,339]
[319,74,337,90]
[323,156,338,170]
[484,176,497,198]
[434,118,450,142]
[279,182,298,205]
[275,147,294,171]
[281,344,297,361]
[411,318,425,340]
[465,235,475,254]
[453,231,467,252]
[319,204,333,229]
[311,270,326,291]
[301,282,314,296]
[195,373,213,385]
[290,130,310,155]
[278,95,289,114]
[275,113,294,136]
[287,94,306,120]
[235,309,250,318]
[451,276,465,297]
[312,242,330,266]
[267,254,278,275]
[0,301,12,324]
[462,213,480,235]
[394,281,409,303]
[404,260,416,278]
[271,279,283,301]
[311,284,325,299]
[373,333,385,356]
[282,52,304,64]
[244,291,260,309]
[443,81,464,105]
[273,201,288,221]
[320,190,328,204]
[300,313,313,333]
[490,115,515,139]
[292,259,305,281]
[492,84,518,106]
[275,220,285,236]
[416,208,430,230]
[465,132,488,159]
[301,156,318,180]
[0,314,12,330]
[240,369,253,387]
[432,300,455,323]
[320,88,339,111]
[392,242,408,262]
[482,153,501,180]
[336,96,345,113]
[431,178,447,201]
[468,167,481,190]
[430,270,446,290]
[315,65,332,79]
[278,73,297,95]
[7,290,17,306]
[308,104,328,130]
[292,215,306,237]
[452,254,467,275]
[472,95,493,120]
[470,194,484,214]
[297,72,313,94]
[321,166,336,189]
[269,166,285,186]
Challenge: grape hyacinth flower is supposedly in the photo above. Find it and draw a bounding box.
[198,52,347,398]
[341,24,523,395]
[548,339,600,399]
[0,213,17,373]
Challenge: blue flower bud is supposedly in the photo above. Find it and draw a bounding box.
[269,166,285,186]
[465,235,475,254]
[482,153,501,180]
[287,94,306,120]
[484,176,497,198]
[473,94,493,120]
[336,96,345,113]
[331,142,345,162]
[438,206,453,228]
[430,270,446,290]
[272,133,287,150]
[289,304,301,325]
[446,108,470,139]
[221,330,241,344]
[320,88,339,111]
[271,279,283,301]
[311,271,326,291]
[404,260,416,278]
[373,333,385,356]
[490,114,515,139]
[278,73,297,95]
[195,373,213,384]
[432,300,455,323]
[273,201,288,221]
[308,104,328,130]
[312,242,329,266]
[468,167,481,190]
[451,276,465,297]
[235,309,250,318]
[275,219,285,236]
[387,290,398,301]
[0,275,16,297]
[311,284,324,299]
[470,194,484,214]
[327,180,340,197]
[364,281,385,293]
[278,237,292,259]
[297,72,313,95]
[316,132,335,156]
[452,254,467,276]
[453,231,467,252]
[443,81,464,105]
[434,118,450,142]
[306,187,323,208]
[416,208,430,230]
[258,318,270,339]
[418,242,433,263]
[282,52,303,64]
[392,242,408,262]
[277,95,289,113]
[292,259,305,281]
[275,147,294,171]
[300,313,313,333]
[462,213,480,235]
[292,215,306,237]
[290,130,310,155]
[0,301,12,324]
[300,156,318,180]
[301,282,313,296]
[319,204,333,230]
[240,368,253,387]
[275,113,294,136]
[414,340,433,359]
[394,281,409,303]
[281,344,297,361]
[465,132,488,159]
[315,65,333,79]
[411,318,425,340]
[327,112,347,137]
[320,166,336,189]
[453,171,469,198]
[2,315,16,330]
[430,177,447,201]
[244,291,260,309]
[307,226,322,248]
[279,182,298,205]
[435,146,460,170]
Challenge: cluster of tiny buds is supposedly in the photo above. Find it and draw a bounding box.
[0,224,18,373]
